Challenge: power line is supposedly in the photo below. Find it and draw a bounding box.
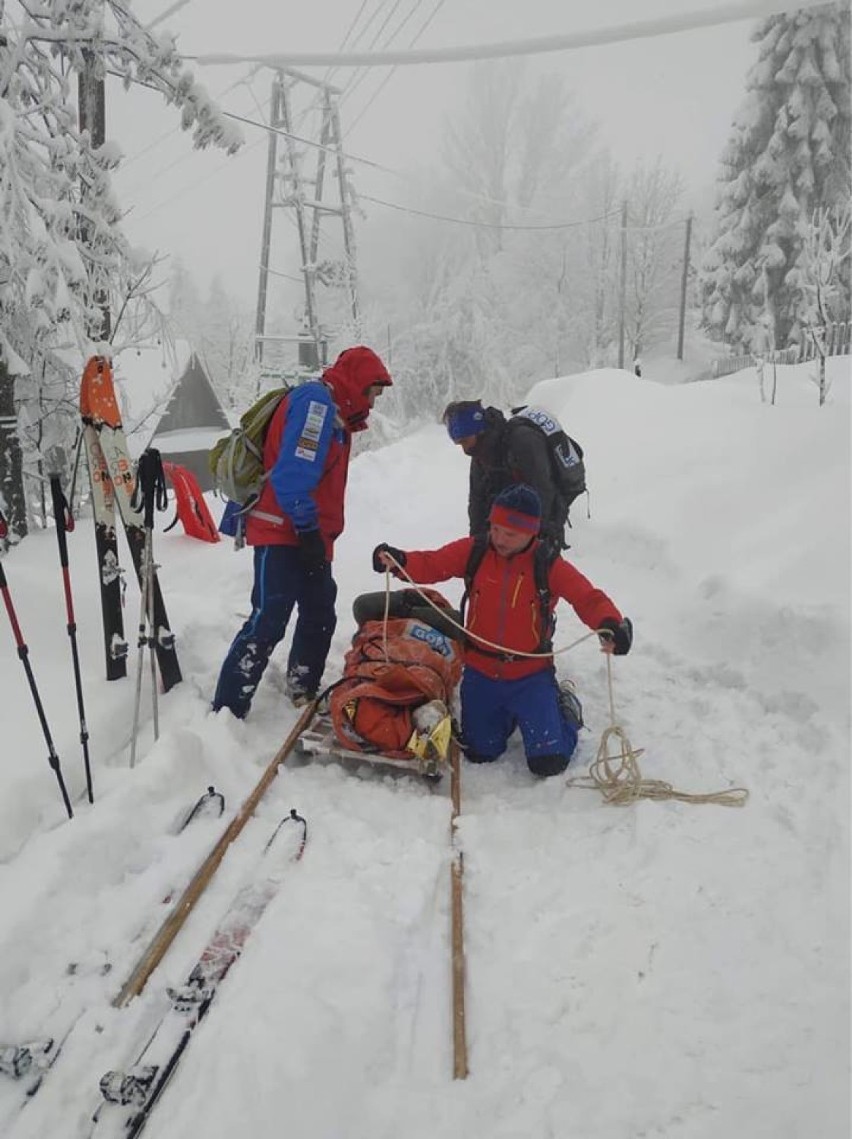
[214,108,638,234]
[340,0,424,105]
[130,134,267,223]
[123,80,687,236]
[192,0,830,69]
[345,0,447,137]
[220,107,386,170]
[120,69,257,171]
[360,194,622,231]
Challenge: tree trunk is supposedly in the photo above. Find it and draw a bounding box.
[0,360,27,544]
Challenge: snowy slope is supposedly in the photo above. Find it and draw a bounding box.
[0,363,848,1139]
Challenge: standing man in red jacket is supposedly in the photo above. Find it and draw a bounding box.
[213,346,392,719]
[372,484,632,776]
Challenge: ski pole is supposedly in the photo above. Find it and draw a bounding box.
[66,427,84,515]
[129,450,168,768]
[49,474,94,804]
[0,512,73,819]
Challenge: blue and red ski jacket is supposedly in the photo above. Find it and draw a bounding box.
[246,346,390,556]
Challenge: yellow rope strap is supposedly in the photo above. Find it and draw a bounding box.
[380,559,749,808]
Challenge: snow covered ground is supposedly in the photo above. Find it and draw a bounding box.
[0,360,849,1138]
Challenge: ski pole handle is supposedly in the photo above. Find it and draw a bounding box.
[49,476,74,570]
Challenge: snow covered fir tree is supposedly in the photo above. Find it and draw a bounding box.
[700,3,851,354]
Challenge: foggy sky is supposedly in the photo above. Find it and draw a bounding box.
[110,0,757,305]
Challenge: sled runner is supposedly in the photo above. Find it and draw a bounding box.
[294,710,450,782]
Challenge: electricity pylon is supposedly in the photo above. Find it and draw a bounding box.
[254,69,360,375]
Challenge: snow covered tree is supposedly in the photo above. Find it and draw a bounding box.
[442,62,525,260]
[0,0,242,539]
[167,259,204,345]
[792,203,851,403]
[572,153,622,369]
[166,267,253,409]
[624,158,685,361]
[442,63,595,262]
[700,4,851,352]
[199,278,254,408]
[435,62,603,393]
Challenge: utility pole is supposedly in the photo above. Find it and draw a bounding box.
[279,78,321,356]
[676,214,693,361]
[255,75,282,368]
[254,69,361,380]
[78,51,111,341]
[617,200,628,370]
[329,96,360,329]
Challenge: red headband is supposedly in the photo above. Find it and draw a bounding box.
[489,503,540,535]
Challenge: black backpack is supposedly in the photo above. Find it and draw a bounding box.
[508,405,586,509]
[460,536,555,661]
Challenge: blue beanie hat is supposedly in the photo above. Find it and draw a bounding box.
[489,484,542,534]
[444,400,486,442]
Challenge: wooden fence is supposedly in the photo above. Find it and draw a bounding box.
[709,322,851,378]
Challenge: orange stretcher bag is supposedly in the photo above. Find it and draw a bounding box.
[329,589,463,760]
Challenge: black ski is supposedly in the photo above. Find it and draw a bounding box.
[0,1019,79,1100]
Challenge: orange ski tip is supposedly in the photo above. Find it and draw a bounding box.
[80,355,122,427]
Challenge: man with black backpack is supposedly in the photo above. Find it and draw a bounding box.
[212,346,392,719]
[372,484,633,778]
[442,399,586,558]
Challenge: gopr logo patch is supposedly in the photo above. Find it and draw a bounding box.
[408,622,453,658]
[517,405,559,436]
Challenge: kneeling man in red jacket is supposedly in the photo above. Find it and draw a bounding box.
[373,484,632,777]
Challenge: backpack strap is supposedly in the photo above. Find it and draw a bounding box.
[461,536,555,662]
[532,543,555,655]
[460,534,489,630]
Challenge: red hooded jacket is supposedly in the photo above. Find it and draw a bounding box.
[403,537,623,680]
[246,346,390,551]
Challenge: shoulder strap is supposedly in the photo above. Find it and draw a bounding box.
[460,534,489,626]
[460,536,555,660]
[532,543,555,654]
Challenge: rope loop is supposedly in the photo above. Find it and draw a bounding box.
[378,560,749,809]
[567,656,749,808]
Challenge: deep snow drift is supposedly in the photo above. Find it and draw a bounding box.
[0,360,848,1139]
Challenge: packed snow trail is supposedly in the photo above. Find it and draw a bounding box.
[0,365,847,1139]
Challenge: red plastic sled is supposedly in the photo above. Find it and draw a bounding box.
[163,462,220,543]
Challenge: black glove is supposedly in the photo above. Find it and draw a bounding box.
[598,616,633,656]
[297,529,326,574]
[372,543,407,575]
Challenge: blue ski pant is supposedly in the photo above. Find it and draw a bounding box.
[213,545,337,719]
[460,665,578,777]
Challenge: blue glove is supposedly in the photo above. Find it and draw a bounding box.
[218,500,242,537]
